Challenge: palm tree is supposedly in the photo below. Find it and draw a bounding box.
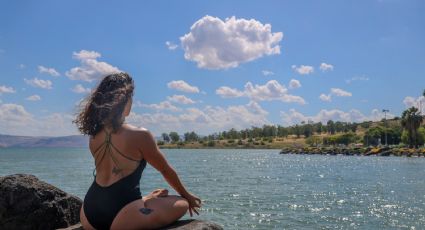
[401,107,422,148]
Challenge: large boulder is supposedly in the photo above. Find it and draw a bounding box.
[0,174,82,230]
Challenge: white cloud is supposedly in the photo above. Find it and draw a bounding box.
[167,95,196,104]
[319,63,334,72]
[26,95,41,101]
[292,65,314,75]
[216,80,305,104]
[319,93,332,102]
[330,88,352,97]
[165,41,178,50]
[180,15,283,70]
[65,50,121,82]
[0,103,33,126]
[73,50,101,59]
[247,80,305,104]
[167,80,200,93]
[127,101,270,135]
[38,65,60,77]
[19,64,26,69]
[0,103,87,136]
[72,84,91,94]
[346,76,370,84]
[0,103,78,136]
[403,96,425,114]
[281,108,394,126]
[262,70,275,76]
[24,78,52,89]
[319,88,352,102]
[137,100,180,112]
[215,86,244,98]
[0,85,16,94]
[288,79,301,89]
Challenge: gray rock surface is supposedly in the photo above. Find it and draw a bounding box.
[0,174,82,230]
[162,219,223,230]
[59,219,223,230]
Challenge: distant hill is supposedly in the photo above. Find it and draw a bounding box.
[0,134,163,148]
[0,134,88,148]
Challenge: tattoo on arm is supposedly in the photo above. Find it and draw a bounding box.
[139,208,153,215]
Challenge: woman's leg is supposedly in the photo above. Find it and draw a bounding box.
[111,193,189,230]
[80,204,96,230]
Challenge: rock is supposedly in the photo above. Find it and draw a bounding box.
[379,150,393,156]
[162,219,223,230]
[58,219,223,230]
[57,223,83,230]
[0,174,82,230]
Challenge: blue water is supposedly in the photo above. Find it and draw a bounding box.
[1,148,424,229]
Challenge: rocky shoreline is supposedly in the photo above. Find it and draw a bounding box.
[0,174,222,230]
[279,146,425,157]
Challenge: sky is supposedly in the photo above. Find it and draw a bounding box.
[0,0,424,136]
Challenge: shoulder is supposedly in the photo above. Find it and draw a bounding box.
[122,124,155,141]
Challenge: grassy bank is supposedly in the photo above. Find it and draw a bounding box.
[158,137,305,149]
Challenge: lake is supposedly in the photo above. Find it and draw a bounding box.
[1,148,424,229]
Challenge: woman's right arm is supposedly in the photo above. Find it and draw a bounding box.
[137,129,201,216]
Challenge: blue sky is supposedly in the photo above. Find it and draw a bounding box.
[0,0,424,136]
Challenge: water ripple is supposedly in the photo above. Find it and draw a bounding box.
[1,148,424,229]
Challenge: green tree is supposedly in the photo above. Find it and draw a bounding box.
[327,120,336,134]
[364,126,383,146]
[184,131,199,142]
[349,123,358,133]
[169,131,180,143]
[335,121,344,133]
[360,121,371,129]
[294,124,301,138]
[402,127,425,147]
[277,125,288,137]
[306,135,322,146]
[303,124,313,138]
[161,133,170,143]
[401,107,422,148]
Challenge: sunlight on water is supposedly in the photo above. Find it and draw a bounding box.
[1,148,424,229]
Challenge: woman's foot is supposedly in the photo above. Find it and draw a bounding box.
[145,188,168,200]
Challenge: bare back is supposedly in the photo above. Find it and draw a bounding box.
[89,124,145,187]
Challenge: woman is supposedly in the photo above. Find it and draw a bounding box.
[74,72,201,230]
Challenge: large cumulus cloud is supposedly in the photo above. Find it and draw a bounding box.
[180,15,283,70]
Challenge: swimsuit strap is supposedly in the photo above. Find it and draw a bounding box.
[92,130,141,178]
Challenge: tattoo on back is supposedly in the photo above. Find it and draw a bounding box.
[139,208,153,215]
[112,166,122,175]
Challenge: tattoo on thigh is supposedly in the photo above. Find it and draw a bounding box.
[139,208,153,215]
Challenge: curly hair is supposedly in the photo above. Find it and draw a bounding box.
[74,72,134,136]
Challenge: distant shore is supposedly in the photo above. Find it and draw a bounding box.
[157,139,425,157]
[157,137,302,149]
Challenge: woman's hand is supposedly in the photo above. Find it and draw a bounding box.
[184,192,202,217]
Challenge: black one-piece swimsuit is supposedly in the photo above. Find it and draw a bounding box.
[83,131,147,230]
